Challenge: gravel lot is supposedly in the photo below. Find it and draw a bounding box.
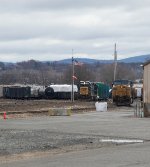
[0,99,137,158]
[0,129,121,156]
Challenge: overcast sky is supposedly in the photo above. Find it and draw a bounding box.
[0,0,150,62]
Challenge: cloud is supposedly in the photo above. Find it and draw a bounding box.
[0,0,149,12]
[0,0,150,62]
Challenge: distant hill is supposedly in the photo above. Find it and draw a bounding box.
[118,55,150,63]
[56,58,113,64]
[56,54,150,64]
[1,54,150,65]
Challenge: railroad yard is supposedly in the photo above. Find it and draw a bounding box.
[1,0,150,166]
[0,99,150,167]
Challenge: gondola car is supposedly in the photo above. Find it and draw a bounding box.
[3,86,31,99]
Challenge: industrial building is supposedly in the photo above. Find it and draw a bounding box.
[143,61,150,116]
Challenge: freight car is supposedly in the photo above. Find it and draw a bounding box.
[2,84,78,100]
[0,85,4,98]
[132,83,143,99]
[30,85,46,98]
[96,82,110,100]
[3,85,46,99]
[112,79,135,106]
[3,86,31,99]
[45,84,78,99]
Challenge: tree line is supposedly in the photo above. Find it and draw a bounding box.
[0,60,143,86]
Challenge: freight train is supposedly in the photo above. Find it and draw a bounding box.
[1,81,110,101]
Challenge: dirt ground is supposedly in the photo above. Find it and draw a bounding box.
[0,98,132,115]
[0,98,132,120]
[0,99,97,112]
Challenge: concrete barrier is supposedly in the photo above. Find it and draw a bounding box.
[95,102,107,112]
[48,108,71,116]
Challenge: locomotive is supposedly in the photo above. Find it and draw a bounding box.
[112,79,136,106]
[79,81,110,101]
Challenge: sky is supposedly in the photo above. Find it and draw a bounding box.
[0,0,150,62]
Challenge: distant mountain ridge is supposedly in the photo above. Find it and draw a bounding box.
[1,54,150,65]
[118,55,150,63]
[56,54,150,64]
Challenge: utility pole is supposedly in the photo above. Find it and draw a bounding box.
[71,49,74,102]
[114,43,117,81]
